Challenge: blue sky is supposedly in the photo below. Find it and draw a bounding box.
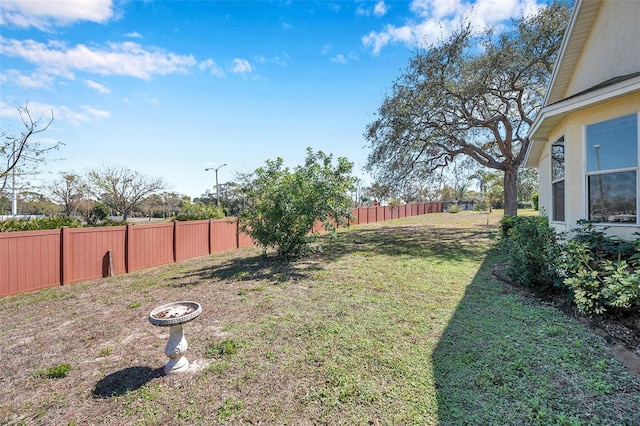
[1,0,547,199]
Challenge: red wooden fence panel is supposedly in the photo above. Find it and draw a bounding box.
[355,207,367,225]
[175,220,209,262]
[128,222,174,272]
[0,229,60,297]
[367,207,377,223]
[238,225,254,248]
[210,219,239,253]
[66,226,126,285]
[0,203,443,298]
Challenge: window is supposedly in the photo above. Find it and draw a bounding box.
[586,113,638,223]
[551,136,565,222]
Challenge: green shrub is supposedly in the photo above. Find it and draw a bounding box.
[239,148,355,260]
[447,203,461,213]
[499,215,559,290]
[0,216,83,232]
[498,215,517,239]
[554,225,640,315]
[569,220,636,261]
[532,193,539,211]
[473,201,489,212]
[174,202,224,221]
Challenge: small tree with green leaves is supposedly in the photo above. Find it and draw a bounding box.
[174,201,224,221]
[240,148,355,259]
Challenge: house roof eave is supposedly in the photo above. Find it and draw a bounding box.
[525,75,640,168]
[544,0,603,106]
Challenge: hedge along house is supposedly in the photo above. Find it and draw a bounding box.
[524,0,640,239]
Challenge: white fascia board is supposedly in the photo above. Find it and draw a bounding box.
[538,76,640,136]
[543,0,584,107]
[525,75,640,166]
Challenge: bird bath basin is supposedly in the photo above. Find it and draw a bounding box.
[149,301,202,375]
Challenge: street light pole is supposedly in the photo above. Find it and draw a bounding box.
[205,163,227,207]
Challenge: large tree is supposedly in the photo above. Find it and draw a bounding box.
[365,2,570,216]
[86,166,166,220]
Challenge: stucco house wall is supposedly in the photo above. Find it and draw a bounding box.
[566,2,640,98]
[525,0,640,239]
[538,93,640,238]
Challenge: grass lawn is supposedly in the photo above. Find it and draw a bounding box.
[1,210,639,425]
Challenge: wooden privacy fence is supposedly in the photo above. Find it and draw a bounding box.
[0,202,442,298]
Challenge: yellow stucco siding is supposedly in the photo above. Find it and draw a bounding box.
[565,1,640,99]
[537,91,640,238]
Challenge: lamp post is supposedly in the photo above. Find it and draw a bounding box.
[205,163,227,207]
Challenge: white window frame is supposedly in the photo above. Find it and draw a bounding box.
[584,112,640,226]
[551,136,565,223]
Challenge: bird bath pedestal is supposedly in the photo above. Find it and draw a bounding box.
[149,301,202,375]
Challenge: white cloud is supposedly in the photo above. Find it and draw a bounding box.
[357,1,388,17]
[330,54,347,64]
[231,58,252,74]
[363,0,546,55]
[1,69,54,88]
[126,31,143,39]
[84,79,110,94]
[0,100,108,126]
[199,59,225,78]
[322,44,332,55]
[0,0,115,30]
[81,105,111,119]
[0,37,198,80]
[374,1,388,17]
[253,52,289,67]
[330,51,359,64]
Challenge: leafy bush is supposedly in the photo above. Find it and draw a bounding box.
[569,220,636,261]
[532,193,539,211]
[0,216,83,232]
[174,202,224,221]
[498,215,559,291]
[85,202,111,226]
[554,224,640,315]
[239,148,355,259]
[473,201,488,212]
[447,203,461,213]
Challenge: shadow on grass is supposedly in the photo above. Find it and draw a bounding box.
[174,222,494,286]
[173,253,323,287]
[93,366,164,398]
[432,250,640,424]
[323,224,495,263]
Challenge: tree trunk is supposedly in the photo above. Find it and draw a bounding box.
[503,166,518,216]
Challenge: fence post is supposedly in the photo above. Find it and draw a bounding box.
[125,224,132,273]
[61,226,71,285]
[173,221,178,262]
[236,218,240,249]
[208,219,213,255]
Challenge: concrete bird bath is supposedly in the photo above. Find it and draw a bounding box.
[149,301,202,375]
